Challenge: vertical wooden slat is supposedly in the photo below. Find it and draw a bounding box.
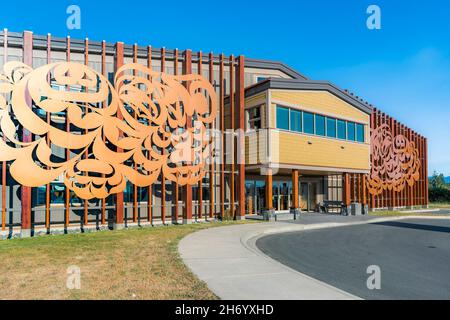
[219,54,225,219]
[160,47,166,224]
[183,49,193,223]
[369,108,375,209]
[389,116,395,209]
[2,29,7,231]
[197,51,203,220]
[236,55,246,219]
[425,138,429,206]
[101,40,106,225]
[208,52,215,219]
[173,48,180,223]
[147,45,153,224]
[45,33,51,230]
[114,42,124,228]
[83,38,89,226]
[21,31,33,235]
[229,55,235,218]
[132,44,138,223]
[64,35,71,228]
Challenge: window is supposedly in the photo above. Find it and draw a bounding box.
[327,117,337,138]
[276,106,290,130]
[246,106,262,130]
[290,109,302,132]
[356,124,365,143]
[303,112,314,134]
[315,115,325,136]
[347,122,356,141]
[256,76,267,83]
[337,120,346,139]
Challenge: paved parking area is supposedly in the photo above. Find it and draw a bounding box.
[257,218,450,300]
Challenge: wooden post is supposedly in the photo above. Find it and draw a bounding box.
[343,173,351,207]
[229,55,235,219]
[114,42,125,229]
[183,49,193,224]
[147,45,153,224]
[101,40,107,225]
[21,31,33,237]
[292,170,299,208]
[265,169,273,210]
[236,56,246,220]
[1,29,6,231]
[208,52,215,219]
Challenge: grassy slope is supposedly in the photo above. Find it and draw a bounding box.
[0,221,250,300]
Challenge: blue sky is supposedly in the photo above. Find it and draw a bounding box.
[1,0,449,175]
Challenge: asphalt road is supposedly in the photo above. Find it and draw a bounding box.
[256,218,450,300]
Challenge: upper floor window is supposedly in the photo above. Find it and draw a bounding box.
[256,76,268,83]
[337,120,347,140]
[303,112,314,134]
[327,117,337,138]
[276,106,290,131]
[245,106,262,131]
[347,122,356,141]
[276,105,366,143]
[315,115,325,136]
[290,109,302,132]
[356,123,365,143]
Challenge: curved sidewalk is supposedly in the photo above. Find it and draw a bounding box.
[179,214,447,300]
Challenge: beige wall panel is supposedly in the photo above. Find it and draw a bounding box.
[270,90,369,126]
[271,131,370,171]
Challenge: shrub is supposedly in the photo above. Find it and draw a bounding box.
[429,187,450,203]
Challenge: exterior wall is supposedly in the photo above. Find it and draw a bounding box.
[271,130,370,171]
[268,89,370,172]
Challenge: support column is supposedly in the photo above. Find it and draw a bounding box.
[343,173,351,214]
[291,170,300,215]
[113,42,125,230]
[21,31,33,238]
[236,56,246,220]
[265,169,273,210]
[183,49,193,224]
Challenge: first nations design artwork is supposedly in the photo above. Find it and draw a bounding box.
[367,123,421,196]
[0,61,217,200]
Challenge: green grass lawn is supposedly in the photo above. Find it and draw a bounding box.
[429,202,450,209]
[0,221,252,300]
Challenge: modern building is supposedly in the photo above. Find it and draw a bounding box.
[0,30,428,237]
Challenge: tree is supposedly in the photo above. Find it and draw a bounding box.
[429,171,446,189]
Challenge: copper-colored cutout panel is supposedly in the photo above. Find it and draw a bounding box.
[0,61,217,200]
[367,123,421,196]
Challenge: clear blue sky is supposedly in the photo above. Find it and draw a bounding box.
[1,0,449,175]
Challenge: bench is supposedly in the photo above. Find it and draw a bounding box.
[319,200,346,214]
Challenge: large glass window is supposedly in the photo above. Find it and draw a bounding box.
[274,105,364,143]
[356,124,365,143]
[347,122,356,141]
[276,106,290,130]
[315,115,325,136]
[290,109,302,132]
[337,120,346,139]
[327,117,337,138]
[303,112,314,134]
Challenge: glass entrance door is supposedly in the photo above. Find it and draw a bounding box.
[300,181,319,212]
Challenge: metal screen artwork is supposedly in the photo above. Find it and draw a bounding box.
[0,61,217,200]
[367,123,421,196]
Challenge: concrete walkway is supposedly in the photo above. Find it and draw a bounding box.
[179,213,448,300]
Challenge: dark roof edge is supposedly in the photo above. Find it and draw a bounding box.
[245,78,372,115]
[245,58,308,80]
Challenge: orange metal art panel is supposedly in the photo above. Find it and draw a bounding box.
[367,123,421,196]
[0,61,217,200]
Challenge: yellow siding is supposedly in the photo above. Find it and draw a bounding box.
[271,130,370,171]
[245,92,266,108]
[245,132,268,165]
[271,90,369,125]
